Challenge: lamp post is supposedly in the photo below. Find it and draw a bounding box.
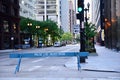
[44,28,48,46]
[84,2,90,49]
[84,2,90,23]
[27,22,32,47]
[36,26,40,47]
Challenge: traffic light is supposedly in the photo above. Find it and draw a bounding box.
[77,0,84,12]
[78,7,82,12]
[77,0,84,21]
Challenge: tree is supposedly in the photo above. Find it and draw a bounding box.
[39,20,62,45]
[20,17,37,47]
[85,22,97,52]
[20,17,62,46]
[61,32,73,43]
[75,34,80,42]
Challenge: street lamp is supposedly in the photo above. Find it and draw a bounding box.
[83,2,90,49]
[36,25,40,47]
[27,23,32,26]
[36,25,40,29]
[84,2,90,23]
[27,22,32,47]
[44,28,48,46]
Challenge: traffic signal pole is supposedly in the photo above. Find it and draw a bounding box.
[80,21,85,52]
[77,0,86,63]
[77,0,85,52]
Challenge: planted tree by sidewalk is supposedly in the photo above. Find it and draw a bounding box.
[20,17,62,47]
[39,20,62,46]
[20,17,37,47]
[85,22,97,53]
[61,32,73,44]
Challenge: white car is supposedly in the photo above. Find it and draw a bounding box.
[54,42,61,47]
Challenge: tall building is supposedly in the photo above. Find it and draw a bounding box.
[69,0,76,34]
[0,0,20,50]
[92,0,120,50]
[104,0,120,50]
[35,0,71,33]
[91,0,104,46]
[60,0,70,32]
[35,0,60,27]
[19,0,36,20]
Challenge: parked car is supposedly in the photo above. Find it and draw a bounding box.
[61,41,66,46]
[54,41,61,47]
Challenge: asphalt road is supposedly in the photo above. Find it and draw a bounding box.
[0,44,120,80]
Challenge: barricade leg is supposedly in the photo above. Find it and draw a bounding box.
[15,57,22,74]
[77,55,81,71]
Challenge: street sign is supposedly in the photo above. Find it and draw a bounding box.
[10,52,89,74]
[73,24,80,34]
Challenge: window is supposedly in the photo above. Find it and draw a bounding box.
[47,5,56,9]
[47,10,56,14]
[23,10,28,14]
[3,21,9,32]
[14,8,18,16]
[0,20,2,32]
[13,23,17,33]
[1,4,7,13]
[11,8,15,16]
[14,0,18,4]
[11,0,14,3]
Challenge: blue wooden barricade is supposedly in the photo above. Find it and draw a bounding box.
[9,52,89,74]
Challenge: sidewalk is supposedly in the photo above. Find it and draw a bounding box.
[0,49,18,53]
[65,45,120,73]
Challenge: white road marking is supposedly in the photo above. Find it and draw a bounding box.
[28,66,41,71]
[60,47,77,52]
[49,66,61,70]
[32,59,44,63]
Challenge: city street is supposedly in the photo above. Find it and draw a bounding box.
[0,44,120,80]
[1,0,120,80]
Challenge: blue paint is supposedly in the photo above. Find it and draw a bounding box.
[15,57,22,74]
[9,52,89,74]
[10,52,89,58]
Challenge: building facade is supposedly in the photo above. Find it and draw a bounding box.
[35,0,60,26]
[0,0,20,50]
[69,0,75,33]
[60,0,70,32]
[92,0,120,51]
[35,0,71,33]
[104,0,120,50]
[19,0,36,20]
[91,0,104,46]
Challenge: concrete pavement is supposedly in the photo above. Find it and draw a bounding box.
[0,78,120,80]
[65,45,120,73]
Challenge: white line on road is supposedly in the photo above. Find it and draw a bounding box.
[32,59,44,63]
[28,66,42,71]
[60,47,77,52]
